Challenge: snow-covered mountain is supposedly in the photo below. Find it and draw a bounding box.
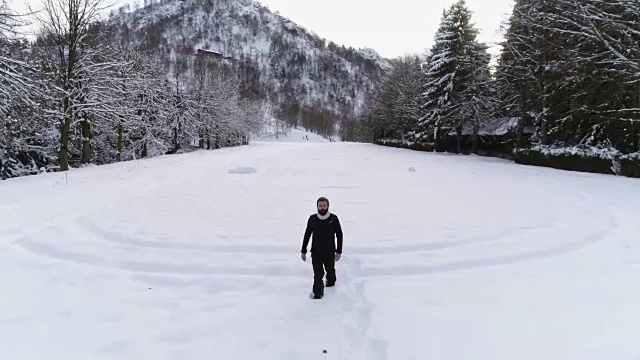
[104,0,389,136]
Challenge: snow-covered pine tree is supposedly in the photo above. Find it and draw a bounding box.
[419,0,483,152]
[457,41,496,153]
[495,0,567,147]
[495,0,539,148]
[546,0,640,152]
[419,7,455,150]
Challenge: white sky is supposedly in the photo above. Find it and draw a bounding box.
[256,0,515,58]
[10,0,515,58]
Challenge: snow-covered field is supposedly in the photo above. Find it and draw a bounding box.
[1,141,640,360]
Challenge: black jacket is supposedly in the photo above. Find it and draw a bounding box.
[301,213,343,255]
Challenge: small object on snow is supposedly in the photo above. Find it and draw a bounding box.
[407,166,416,172]
[322,350,327,354]
[228,166,257,174]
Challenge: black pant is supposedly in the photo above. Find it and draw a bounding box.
[312,252,336,296]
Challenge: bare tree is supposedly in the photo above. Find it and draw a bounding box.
[0,0,28,37]
[0,0,39,114]
[30,0,112,170]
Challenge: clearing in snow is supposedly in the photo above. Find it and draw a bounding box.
[1,141,639,360]
[255,126,331,142]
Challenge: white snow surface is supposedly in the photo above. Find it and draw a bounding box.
[1,142,640,360]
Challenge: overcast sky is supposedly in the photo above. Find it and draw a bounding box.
[256,0,515,58]
[12,0,515,58]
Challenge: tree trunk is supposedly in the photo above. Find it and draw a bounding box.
[173,121,182,153]
[173,127,179,152]
[455,124,462,154]
[214,125,219,149]
[472,121,479,154]
[81,116,91,165]
[540,117,548,145]
[59,96,72,171]
[116,121,123,162]
[540,7,550,146]
[434,122,442,152]
[516,94,526,148]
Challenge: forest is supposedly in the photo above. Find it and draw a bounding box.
[357,0,640,177]
[0,0,263,179]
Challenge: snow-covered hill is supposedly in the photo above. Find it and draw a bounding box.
[1,142,639,359]
[105,0,389,137]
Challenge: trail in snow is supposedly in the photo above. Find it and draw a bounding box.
[1,141,640,359]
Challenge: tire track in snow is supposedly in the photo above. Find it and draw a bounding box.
[10,213,589,281]
[363,227,611,277]
[10,225,309,278]
[73,216,558,256]
[8,201,609,283]
[362,206,617,278]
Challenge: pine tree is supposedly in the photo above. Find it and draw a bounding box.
[457,41,496,153]
[495,0,571,147]
[419,7,457,150]
[547,0,640,151]
[419,0,485,152]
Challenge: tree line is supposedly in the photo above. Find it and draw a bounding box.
[355,0,640,163]
[0,0,262,179]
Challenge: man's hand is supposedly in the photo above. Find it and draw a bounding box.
[335,253,341,262]
[301,252,306,262]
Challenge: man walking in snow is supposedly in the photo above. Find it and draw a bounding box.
[300,197,343,299]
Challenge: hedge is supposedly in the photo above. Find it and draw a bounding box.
[375,136,515,159]
[619,153,640,178]
[376,139,640,179]
[513,145,617,175]
[514,145,640,178]
[374,139,435,152]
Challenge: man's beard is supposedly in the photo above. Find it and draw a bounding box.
[318,209,328,215]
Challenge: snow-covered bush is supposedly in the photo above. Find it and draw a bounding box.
[514,145,621,176]
[619,153,640,178]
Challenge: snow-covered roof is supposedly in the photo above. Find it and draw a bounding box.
[196,48,238,61]
[196,48,223,57]
[446,117,533,136]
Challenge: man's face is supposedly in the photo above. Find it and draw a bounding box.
[317,201,329,215]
